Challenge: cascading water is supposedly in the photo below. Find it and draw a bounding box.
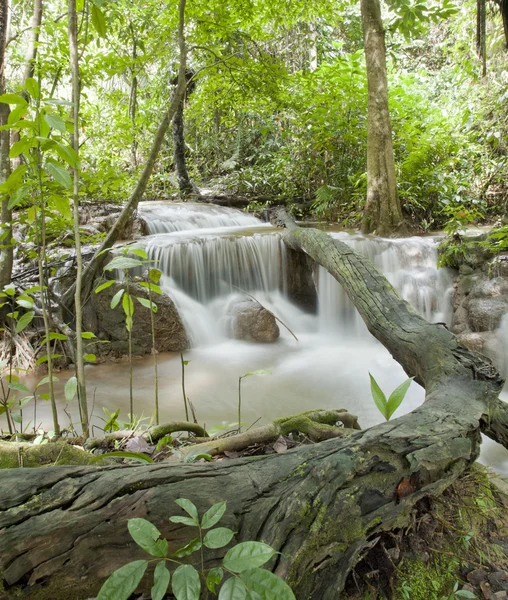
[20,201,506,474]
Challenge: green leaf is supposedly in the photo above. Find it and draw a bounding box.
[36,375,59,388]
[369,372,388,420]
[8,381,30,393]
[454,591,477,599]
[240,567,296,600]
[129,248,148,259]
[84,354,96,362]
[49,194,72,219]
[151,561,171,600]
[25,78,39,99]
[218,576,248,600]
[90,451,154,464]
[242,369,271,378]
[7,184,30,210]
[41,332,68,343]
[172,564,201,600]
[104,256,144,271]
[127,518,168,557]
[64,376,78,402]
[44,113,67,133]
[95,280,116,294]
[169,515,199,526]
[91,4,107,37]
[386,377,413,420]
[36,353,63,365]
[5,165,27,193]
[110,288,124,309]
[96,560,148,600]
[122,293,134,323]
[201,501,227,529]
[45,161,72,189]
[8,104,28,126]
[149,268,162,284]
[223,542,276,573]
[16,295,34,309]
[204,527,234,549]
[9,138,31,158]
[15,310,34,333]
[173,538,202,558]
[137,297,157,312]
[0,93,27,105]
[174,498,199,523]
[81,331,97,339]
[139,282,162,295]
[206,567,224,595]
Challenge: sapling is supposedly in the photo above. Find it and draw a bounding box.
[237,369,271,433]
[369,372,413,421]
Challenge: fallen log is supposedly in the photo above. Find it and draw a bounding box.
[0,210,506,599]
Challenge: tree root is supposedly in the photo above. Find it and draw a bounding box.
[183,409,360,456]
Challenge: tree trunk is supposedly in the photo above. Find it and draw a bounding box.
[501,0,508,49]
[477,0,487,76]
[60,0,189,312]
[0,0,12,291]
[68,0,89,437]
[360,0,405,236]
[172,85,193,196]
[1,212,507,599]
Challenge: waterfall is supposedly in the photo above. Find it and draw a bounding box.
[137,202,454,348]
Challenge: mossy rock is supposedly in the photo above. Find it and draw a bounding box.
[0,441,92,468]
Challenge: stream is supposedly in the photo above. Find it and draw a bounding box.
[9,202,508,474]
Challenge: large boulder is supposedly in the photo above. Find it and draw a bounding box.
[226,297,280,343]
[87,280,189,359]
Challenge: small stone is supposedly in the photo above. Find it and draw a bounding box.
[493,592,508,599]
[467,568,489,587]
[489,571,508,592]
[459,264,474,275]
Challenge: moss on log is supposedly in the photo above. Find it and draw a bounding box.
[0,441,92,468]
[0,211,506,599]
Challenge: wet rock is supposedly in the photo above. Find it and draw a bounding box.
[452,305,469,334]
[226,297,280,343]
[470,277,508,299]
[489,571,508,593]
[489,254,508,278]
[468,297,508,332]
[467,568,489,587]
[88,280,189,359]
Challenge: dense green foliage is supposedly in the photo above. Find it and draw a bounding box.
[3,0,508,233]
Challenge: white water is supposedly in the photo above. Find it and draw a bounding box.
[5,201,508,475]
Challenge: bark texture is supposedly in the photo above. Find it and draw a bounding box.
[360,0,405,236]
[173,93,192,195]
[1,214,507,599]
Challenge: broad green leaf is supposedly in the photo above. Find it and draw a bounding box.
[201,501,227,529]
[81,331,97,339]
[36,375,59,388]
[8,104,28,126]
[223,542,276,573]
[41,332,68,343]
[16,295,34,309]
[218,576,248,600]
[3,283,15,296]
[369,372,388,420]
[149,268,162,283]
[240,567,296,600]
[64,376,78,402]
[7,183,30,210]
[122,293,134,318]
[9,138,31,158]
[55,143,79,168]
[84,354,96,362]
[0,93,27,105]
[5,165,27,193]
[50,194,72,219]
[8,381,30,393]
[386,377,414,420]
[96,560,148,600]
[95,280,116,294]
[45,161,72,189]
[15,310,35,333]
[35,353,63,365]
[174,498,199,523]
[91,4,107,37]
[206,568,224,594]
[173,538,202,557]
[127,518,168,557]
[204,527,234,549]
[137,297,157,312]
[110,288,124,309]
[129,248,148,259]
[169,515,199,527]
[104,256,143,271]
[44,113,67,133]
[151,561,171,600]
[90,451,154,464]
[25,78,39,99]
[139,282,162,295]
[172,564,201,600]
